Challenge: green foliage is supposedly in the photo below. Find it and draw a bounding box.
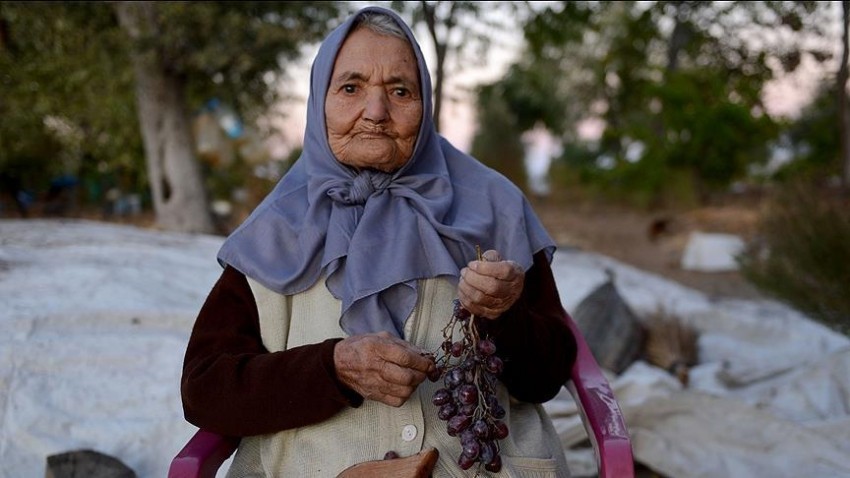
[390,1,525,131]
[470,82,528,192]
[619,68,779,202]
[138,2,345,120]
[738,183,850,335]
[0,1,343,210]
[0,2,141,200]
[581,1,784,203]
[496,60,570,134]
[477,0,837,207]
[774,83,844,181]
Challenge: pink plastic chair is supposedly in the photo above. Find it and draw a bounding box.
[168,314,634,478]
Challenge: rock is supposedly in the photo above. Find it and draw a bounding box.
[45,449,136,478]
[572,269,645,374]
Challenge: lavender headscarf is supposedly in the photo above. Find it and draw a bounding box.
[217,6,555,336]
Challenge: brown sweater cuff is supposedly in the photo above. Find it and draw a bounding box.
[322,337,364,408]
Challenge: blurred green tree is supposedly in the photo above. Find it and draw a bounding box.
[476,0,840,208]
[763,1,847,188]
[0,2,140,213]
[470,81,528,193]
[390,0,527,132]
[1,1,344,232]
[777,82,844,181]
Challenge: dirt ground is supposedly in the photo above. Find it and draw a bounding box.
[530,193,767,301]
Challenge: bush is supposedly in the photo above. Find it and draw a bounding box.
[738,183,850,336]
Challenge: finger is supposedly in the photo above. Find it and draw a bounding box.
[456,286,480,316]
[369,390,411,408]
[469,260,523,282]
[459,269,521,318]
[358,381,412,407]
[335,339,425,406]
[460,266,504,297]
[378,341,435,373]
[352,373,419,407]
[457,281,501,319]
[482,249,502,262]
[378,360,428,387]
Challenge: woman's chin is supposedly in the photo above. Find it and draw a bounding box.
[340,146,406,172]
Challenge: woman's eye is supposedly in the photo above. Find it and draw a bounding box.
[393,87,409,97]
[342,85,357,94]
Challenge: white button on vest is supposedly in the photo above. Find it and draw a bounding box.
[401,424,417,442]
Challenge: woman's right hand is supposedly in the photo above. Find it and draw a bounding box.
[334,332,435,407]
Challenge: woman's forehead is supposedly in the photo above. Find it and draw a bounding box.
[332,28,419,79]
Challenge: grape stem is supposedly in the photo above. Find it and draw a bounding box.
[468,244,484,361]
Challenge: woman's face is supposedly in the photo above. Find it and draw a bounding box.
[325,27,423,173]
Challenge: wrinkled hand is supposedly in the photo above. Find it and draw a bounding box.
[334,332,435,407]
[458,249,525,319]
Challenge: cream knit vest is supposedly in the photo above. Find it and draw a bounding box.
[225,277,570,478]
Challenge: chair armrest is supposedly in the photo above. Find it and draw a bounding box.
[168,429,240,478]
[564,314,634,478]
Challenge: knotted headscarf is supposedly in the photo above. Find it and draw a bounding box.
[217,6,555,336]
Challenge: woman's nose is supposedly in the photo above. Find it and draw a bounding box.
[363,89,389,123]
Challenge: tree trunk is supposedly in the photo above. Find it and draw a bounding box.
[114,2,215,234]
[420,0,455,133]
[839,1,850,188]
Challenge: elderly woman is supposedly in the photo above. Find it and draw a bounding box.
[181,6,576,477]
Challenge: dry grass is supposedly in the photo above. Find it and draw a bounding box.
[642,310,699,386]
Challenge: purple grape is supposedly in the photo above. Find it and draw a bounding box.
[457,453,476,470]
[461,439,481,460]
[484,454,503,472]
[477,339,496,356]
[457,384,478,405]
[459,429,477,444]
[445,368,464,389]
[427,365,443,382]
[472,418,490,439]
[383,450,399,460]
[485,355,503,374]
[432,388,452,406]
[434,294,512,472]
[453,300,471,321]
[459,403,477,417]
[492,420,509,439]
[438,402,457,421]
[479,440,496,464]
[447,414,471,436]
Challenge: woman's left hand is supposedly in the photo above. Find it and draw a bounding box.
[458,249,524,319]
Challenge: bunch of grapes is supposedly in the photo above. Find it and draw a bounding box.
[427,298,509,474]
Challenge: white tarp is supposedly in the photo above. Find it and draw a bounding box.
[0,220,222,477]
[680,231,746,272]
[547,246,850,477]
[2,219,849,478]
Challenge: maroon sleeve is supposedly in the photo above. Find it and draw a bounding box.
[181,266,363,437]
[477,250,577,403]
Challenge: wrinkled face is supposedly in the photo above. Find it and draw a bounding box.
[325,27,423,173]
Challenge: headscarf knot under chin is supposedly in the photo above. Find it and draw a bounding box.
[327,169,394,205]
